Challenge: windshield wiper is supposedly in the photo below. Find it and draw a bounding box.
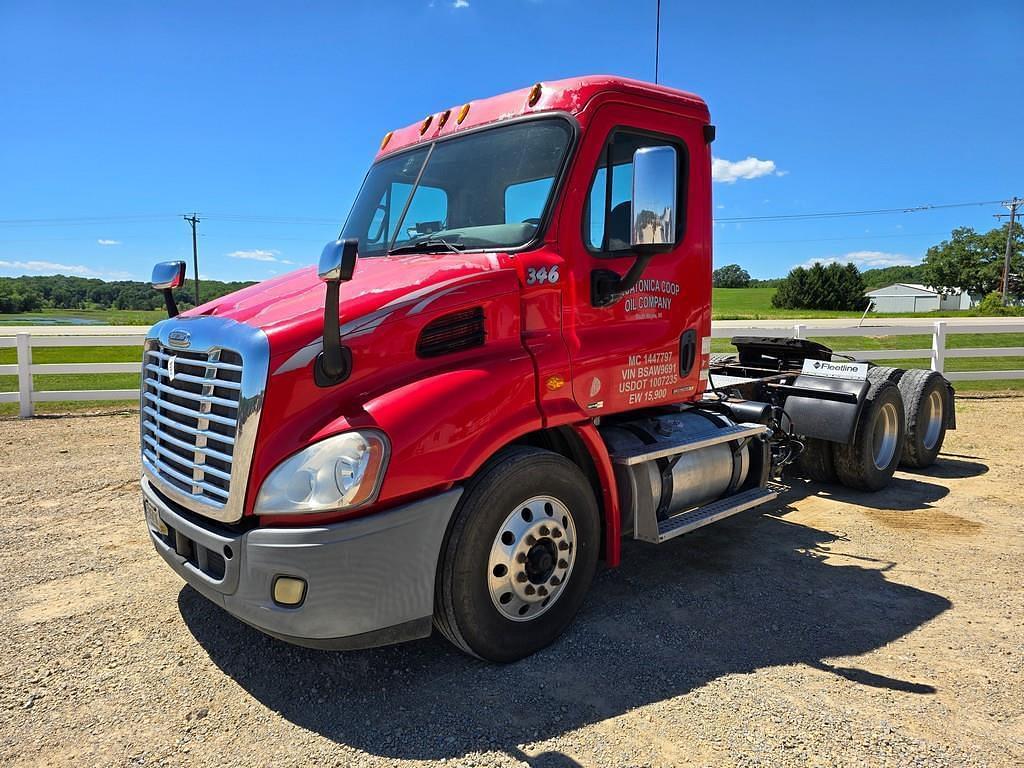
[388,237,465,256]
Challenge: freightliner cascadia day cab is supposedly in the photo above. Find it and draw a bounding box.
[141,76,956,662]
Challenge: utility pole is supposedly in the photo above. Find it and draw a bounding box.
[654,0,661,84]
[996,198,1022,305]
[183,213,201,305]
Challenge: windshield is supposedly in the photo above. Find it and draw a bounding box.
[341,118,573,255]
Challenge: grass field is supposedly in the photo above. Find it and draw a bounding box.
[708,287,994,320]
[0,288,997,326]
[0,308,165,326]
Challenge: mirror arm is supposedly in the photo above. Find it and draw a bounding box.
[316,280,351,384]
[591,251,654,307]
[162,289,179,318]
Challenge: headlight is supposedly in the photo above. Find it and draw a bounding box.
[254,430,389,515]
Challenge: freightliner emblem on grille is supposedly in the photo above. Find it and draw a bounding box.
[168,329,191,348]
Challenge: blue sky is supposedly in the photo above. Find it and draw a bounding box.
[1,0,1021,282]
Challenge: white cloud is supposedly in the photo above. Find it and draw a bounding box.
[228,249,280,262]
[796,251,919,270]
[96,238,121,246]
[0,259,133,279]
[453,0,469,7]
[712,156,784,184]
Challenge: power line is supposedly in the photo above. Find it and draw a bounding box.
[713,199,1004,224]
[715,230,950,246]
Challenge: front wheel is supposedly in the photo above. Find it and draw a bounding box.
[434,446,600,662]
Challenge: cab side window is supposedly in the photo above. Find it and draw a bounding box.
[583,130,686,254]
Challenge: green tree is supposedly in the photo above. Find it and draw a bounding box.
[771,262,868,311]
[923,223,1023,296]
[712,264,752,288]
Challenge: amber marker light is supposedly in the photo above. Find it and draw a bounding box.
[456,103,471,124]
[438,109,451,129]
[527,82,543,107]
[419,114,433,135]
[380,131,394,151]
[546,375,566,391]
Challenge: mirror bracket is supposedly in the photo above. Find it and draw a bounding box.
[590,253,655,307]
[316,238,359,387]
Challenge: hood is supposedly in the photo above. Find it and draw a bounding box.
[184,252,510,358]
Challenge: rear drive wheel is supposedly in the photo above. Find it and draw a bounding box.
[832,379,906,491]
[867,365,905,385]
[795,436,838,483]
[898,369,949,468]
[434,446,600,662]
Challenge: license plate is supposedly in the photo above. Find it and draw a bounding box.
[144,498,169,536]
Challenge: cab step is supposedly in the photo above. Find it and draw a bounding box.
[636,485,780,544]
[610,423,768,466]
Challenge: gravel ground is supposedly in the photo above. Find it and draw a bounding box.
[1,395,1022,767]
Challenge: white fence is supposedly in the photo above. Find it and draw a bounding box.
[3,321,1024,418]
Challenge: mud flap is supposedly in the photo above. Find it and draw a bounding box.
[782,374,870,444]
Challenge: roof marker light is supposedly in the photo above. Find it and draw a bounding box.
[419,114,433,135]
[528,82,543,107]
[438,109,451,129]
[456,103,471,124]
[380,131,394,151]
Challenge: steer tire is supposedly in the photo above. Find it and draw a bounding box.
[795,437,838,484]
[832,379,906,491]
[434,446,600,663]
[898,369,949,469]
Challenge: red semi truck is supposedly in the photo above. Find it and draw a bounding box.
[141,76,955,662]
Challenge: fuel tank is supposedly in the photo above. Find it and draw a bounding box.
[601,410,753,530]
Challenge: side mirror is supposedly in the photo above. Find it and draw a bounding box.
[630,145,677,252]
[318,238,359,283]
[316,238,359,386]
[151,261,187,317]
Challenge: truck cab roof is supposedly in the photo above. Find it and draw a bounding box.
[376,75,710,160]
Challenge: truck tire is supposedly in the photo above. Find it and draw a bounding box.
[832,379,905,491]
[434,446,600,662]
[897,369,949,469]
[795,437,838,483]
[867,365,905,385]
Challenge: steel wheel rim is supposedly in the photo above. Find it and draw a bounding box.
[487,495,577,622]
[922,389,944,450]
[872,401,899,470]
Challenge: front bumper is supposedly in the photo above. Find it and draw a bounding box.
[142,476,462,649]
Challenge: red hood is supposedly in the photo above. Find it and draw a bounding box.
[184,252,509,357]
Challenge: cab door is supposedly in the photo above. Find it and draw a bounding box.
[557,100,712,417]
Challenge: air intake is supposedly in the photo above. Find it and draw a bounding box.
[417,307,486,358]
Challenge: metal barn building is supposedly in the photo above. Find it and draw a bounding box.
[865,283,978,313]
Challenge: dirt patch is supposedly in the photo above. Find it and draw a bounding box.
[1,400,1022,767]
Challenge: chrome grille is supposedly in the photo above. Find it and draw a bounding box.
[141,346,243,506]
[140,316,269,524]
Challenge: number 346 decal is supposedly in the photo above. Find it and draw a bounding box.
[526,265,560,285]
